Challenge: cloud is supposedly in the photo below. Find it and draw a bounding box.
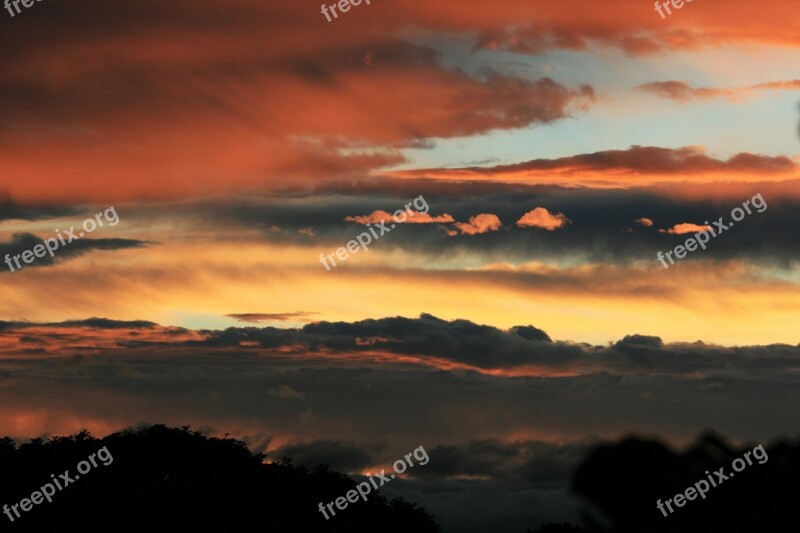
[658,223,711,235]
[447,214,503,236]
[0,312,796,445]
[414,438,595,485]
[0,5,598,203]
[268,439,381,471]
[0,313,795,533]
[752,79,800,90]
[227,312,320,323]
[516,207,571,230]
[393,146,797,184]
[0,317,159,331]
[637,81,739,102]
[0,233,150,272]
[509,325,552,342]
[56,318,160,329]
[4,0,799,202]
[634,217,653,227]
[638,79,800,102]
[172,313,800,378]
[267,385,305,401]
[344,210,455,225]
[0,197,79,223]
[469,9,800,57]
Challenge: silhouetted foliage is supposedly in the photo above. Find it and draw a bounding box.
[571,431,800,533]
[0,424,439,532]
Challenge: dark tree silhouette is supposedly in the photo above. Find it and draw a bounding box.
[571,431,800,533]
[0,425,439,532]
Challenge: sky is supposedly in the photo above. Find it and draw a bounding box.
[1,1,799,531]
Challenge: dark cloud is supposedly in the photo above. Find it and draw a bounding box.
[0,317,796,533]
[0,232,150,271]
[268,439,383,471]
[227,312,321,323]
[161,180,800,267]
[197,313,581,370]
[613,334,663,354]
[0,197,79,222]
[0,318,157,331]
[55,318,159,329]
[189,314,800,379]
[412,439,595,486]
[510,325,552,342]
[265,436,594,532]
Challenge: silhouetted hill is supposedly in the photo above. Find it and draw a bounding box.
[571,432,799,533]
[0,425,439,532]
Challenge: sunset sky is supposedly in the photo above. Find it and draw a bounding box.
[1,1,799,531]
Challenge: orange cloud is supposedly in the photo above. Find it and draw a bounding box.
[389,146,798,188]
[447,214,503,236]
[634,217,654,227]
[658,223,711,235]
[344,210,455,224]
[637,81,740,102]
[516,207,571,230]
[752,79,800,90]
[638,79,800,102]
[0,48,595,203]
[3,0,799,202]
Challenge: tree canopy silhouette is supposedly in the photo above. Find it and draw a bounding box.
[0,424,439,532]
[571,432,799,533]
